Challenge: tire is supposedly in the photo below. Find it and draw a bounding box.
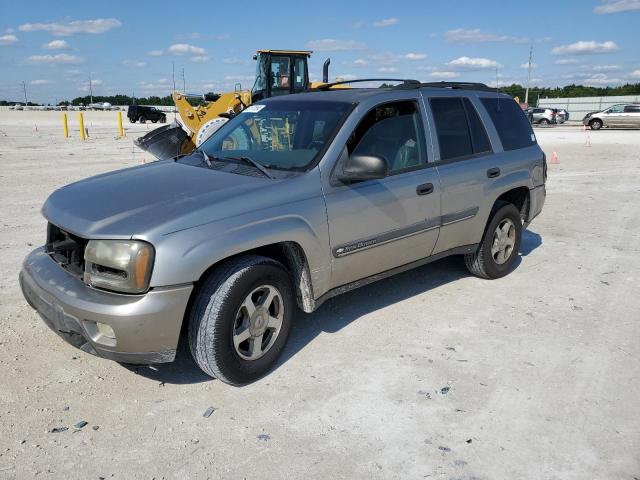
[152,119,158,123]
[188,255,294,385]
[590,119,602,130]
[539,118,550,125]
[129,118,136,123]
[139,116,146,124]
[160,117,167,124]
[464,203,522,279]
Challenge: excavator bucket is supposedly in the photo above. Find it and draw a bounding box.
[134,122,191,160]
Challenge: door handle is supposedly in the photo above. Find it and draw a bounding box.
[416,183,434,195]
[487,167,501,178]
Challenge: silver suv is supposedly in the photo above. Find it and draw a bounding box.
[20,82,546,385]
[526,107,557,125]
[583,103,640,130]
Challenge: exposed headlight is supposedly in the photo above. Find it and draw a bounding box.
[84,240,155,294]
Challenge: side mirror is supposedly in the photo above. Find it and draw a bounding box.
[336,154,389,183]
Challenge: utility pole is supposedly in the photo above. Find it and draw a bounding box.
[88,74,93,105]
[181,68,186,93]
[21,81,28,105]
[524,45,533,105]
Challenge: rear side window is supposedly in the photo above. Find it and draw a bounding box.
[624,105,640,112]
[430,97,492,161]
[481,98,535,151]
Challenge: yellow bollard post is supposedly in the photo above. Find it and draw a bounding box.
[117,111,124,138]
[62,113,69,138]
[78,112,85,141]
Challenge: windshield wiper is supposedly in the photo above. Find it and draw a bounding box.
[222,155,273,179]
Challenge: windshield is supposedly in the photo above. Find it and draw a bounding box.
[199,100,351,172]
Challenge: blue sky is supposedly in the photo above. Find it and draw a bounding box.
[1,0,639,103]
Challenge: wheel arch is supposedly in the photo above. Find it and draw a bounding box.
[190,241,317,314]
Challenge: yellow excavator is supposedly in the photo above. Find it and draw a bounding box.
[136,50,332,159]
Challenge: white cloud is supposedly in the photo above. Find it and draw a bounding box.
[630,69,640,79]
[352,20,365,29]
[28,53,84,65]
[223,57,243,64]
[583,73,623,85]
[334,74,357,81]
[373,18,399,28]
[167,43,207,55]
[19,18,121,36]
[306,39,367,51]
[552,40,619,55]
[123,60,147,68]
[148,49,163,56]
[445,28,527,43]
[520,62,537,69]
[30,79,50,85]
[43,39,72,50]
[447,56,501,69]
[428,71,460,79]
[224,75,254,81]
[190,55,210,62]
[554,58,579,65]
[378,66,398,73]
[591,64,621,71]
[594,0,640,13]
[405,53,427,61]
[0,34,18,45]
[202,83,217,90]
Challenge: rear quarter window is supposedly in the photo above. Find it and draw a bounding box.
[481,98,535,151]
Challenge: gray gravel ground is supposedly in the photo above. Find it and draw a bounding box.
[1,112,639,479]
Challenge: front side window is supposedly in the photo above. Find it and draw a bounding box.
[270,56,291,95]
[199,101,350,172]
[607,105,624,113]
[293,57,306,90]
[347,101,427,174]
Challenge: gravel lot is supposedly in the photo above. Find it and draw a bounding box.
[1,111,639,479]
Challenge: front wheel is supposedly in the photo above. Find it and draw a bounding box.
[139,116,146,124]
[188,255,294,385]
[590,119,602,130]
[539,118,550,126]
[465,203,522,279]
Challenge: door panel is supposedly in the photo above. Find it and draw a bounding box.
[324,168,441,287]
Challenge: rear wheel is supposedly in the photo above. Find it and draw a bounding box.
[139,116,146,124]
[590,119,602,130]
[465,203,522,279]
[152,119,158,123]
[188,255,294,385]
[539,118,550,125]
[129,118,136,123]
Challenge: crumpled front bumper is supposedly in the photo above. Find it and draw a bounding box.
[20,248,193,364]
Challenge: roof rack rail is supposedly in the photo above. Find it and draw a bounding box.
[314,78,420,90]
[419,81,495,92]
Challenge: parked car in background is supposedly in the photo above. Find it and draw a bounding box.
[20,82,546,385]
[555,108,569,123]
[127,105,167,124]
[582,104,640,130]
[526,107,556,125]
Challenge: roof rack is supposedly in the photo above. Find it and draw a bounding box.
[314,78,420,90]
[418,81,495,92]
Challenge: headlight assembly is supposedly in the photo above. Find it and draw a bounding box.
[84,240,155,294]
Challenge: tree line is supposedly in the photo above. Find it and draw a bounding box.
[2,83,639,107]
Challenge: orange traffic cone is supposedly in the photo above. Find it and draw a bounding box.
[550,151,559,164]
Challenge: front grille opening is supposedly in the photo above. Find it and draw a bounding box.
[45,223,88,277]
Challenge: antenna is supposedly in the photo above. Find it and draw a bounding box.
[525,45,533,105]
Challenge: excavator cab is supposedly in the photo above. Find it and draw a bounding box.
[251,50,312,101]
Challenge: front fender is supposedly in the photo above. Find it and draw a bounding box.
[148,213,331,292]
